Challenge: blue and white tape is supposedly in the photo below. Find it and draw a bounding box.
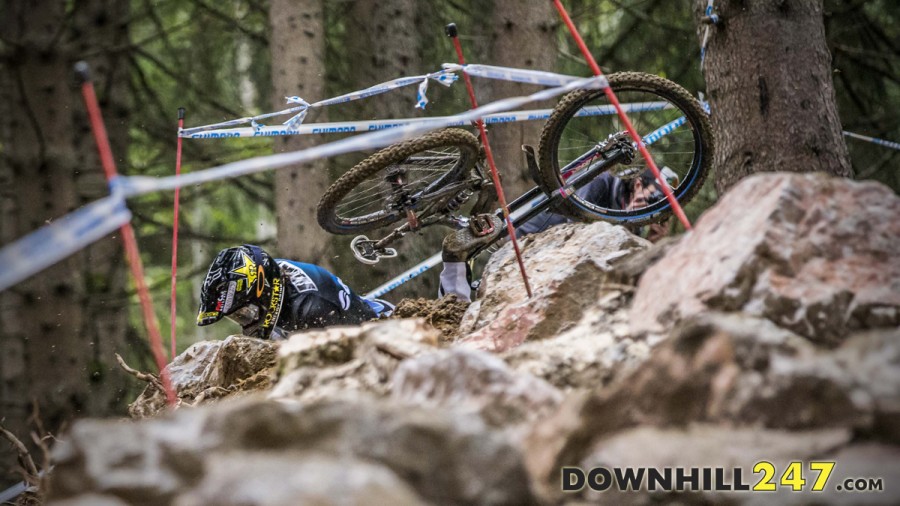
[443,63,603,88]
[181,101,667,139]
[181,65,600,136]
[843,131,900,151]
[643,115,687,146]
[0,195,132,293]
[182,69,459,136]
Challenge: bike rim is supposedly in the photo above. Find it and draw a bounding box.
[553,87,703,218]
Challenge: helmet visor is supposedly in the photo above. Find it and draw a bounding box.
[196,280,237,326]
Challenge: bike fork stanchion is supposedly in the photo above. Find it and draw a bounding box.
[446,23,534,299]
[171,107,185,360]
[551,0,693,231]
[76,62,177,407]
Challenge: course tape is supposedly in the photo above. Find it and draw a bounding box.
[444,63,598,88]
[181,69,458,136]
[843,131,900,151]
[0,195,132,293]
[181,65,606,136]
[181,101,666,139]
[119,75,607,197]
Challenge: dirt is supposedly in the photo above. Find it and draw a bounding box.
[392,295,470,343]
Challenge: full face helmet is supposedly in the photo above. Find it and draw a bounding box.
[197,245,285,339]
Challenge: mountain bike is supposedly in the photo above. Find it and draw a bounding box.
[316,72,714,264]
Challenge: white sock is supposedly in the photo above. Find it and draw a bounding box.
[438,261,471,302]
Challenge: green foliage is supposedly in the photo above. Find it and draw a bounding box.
[825,0,900,189]
[126,0,276,352]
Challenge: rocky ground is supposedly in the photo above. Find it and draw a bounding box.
[43,173,900,505]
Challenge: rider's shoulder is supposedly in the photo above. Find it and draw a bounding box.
[276,259,322,272]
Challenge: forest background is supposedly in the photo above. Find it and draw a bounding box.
[0,0,898,487]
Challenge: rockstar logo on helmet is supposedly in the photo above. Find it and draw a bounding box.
[231,252,258,288]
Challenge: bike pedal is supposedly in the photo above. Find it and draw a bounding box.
[351,235,397,265]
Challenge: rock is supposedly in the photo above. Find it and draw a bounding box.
[458,221,650,352]
[173,454,426,506]
[822,328,900,443]
[49,494,130,506]
[606,234,681,286]
[524,312,875,493]
[391,348,563,432]
[631,173,900,345]
[574,425,854,505]
[501,289,653,389]
[129,336,277,418]
[569,429,900,505]
[48,396,539,506]
[49,409,210,505]
[269,318,439,402]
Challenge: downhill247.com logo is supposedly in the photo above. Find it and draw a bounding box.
[563,462,884,494]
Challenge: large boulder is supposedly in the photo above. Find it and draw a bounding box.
[524,312,899,498]
[48,396,538,506]
[458,221,650,352]
[631,173,900,345]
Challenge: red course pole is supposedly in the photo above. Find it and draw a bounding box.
[76,62,177,407]
[170,108,185,360]
[551,0,693,231]
[446,23,533,299]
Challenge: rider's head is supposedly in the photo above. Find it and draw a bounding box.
[197,245,285,339]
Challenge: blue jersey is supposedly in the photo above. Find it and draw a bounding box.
[272,260,392,335]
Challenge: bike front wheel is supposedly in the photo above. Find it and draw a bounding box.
[537,72,714,226]
[317,128,482,235]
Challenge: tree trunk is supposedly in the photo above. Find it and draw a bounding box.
[270,0,333,266]
[485,1,557,199]
[696,0,851,193]
[0,0,130,483]
[337,0,440,298]
[346,0,423,121]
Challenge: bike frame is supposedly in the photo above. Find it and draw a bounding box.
[364,142,633,299]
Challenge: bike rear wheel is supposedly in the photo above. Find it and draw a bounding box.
[317,128,482,235]
[537,72,714,226]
